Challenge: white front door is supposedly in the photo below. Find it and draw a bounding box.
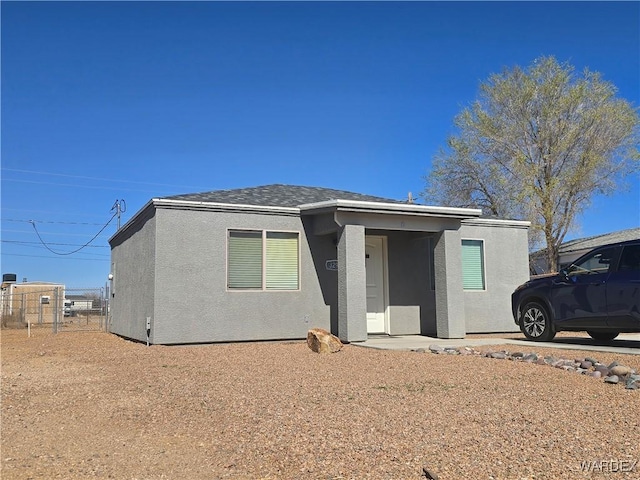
[365,236,387,333]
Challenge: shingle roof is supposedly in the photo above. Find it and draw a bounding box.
[560,227,640,254]
[163,184,404,208]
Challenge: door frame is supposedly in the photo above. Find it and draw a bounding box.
[365,235,390,334]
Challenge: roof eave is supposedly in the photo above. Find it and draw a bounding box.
[299,199,482,219]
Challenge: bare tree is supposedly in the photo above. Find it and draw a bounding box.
[424,56,639,272]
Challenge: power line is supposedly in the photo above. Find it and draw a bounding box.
[1,253,110,262]
[3,218,107,226]
[29,211,118,256]
[2,229,113,238]
[2,240,109,249]
[4,178,166,193]
[2,167,209,190]
[2,207,110,218]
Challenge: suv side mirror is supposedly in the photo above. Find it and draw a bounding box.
[559,269,570,281]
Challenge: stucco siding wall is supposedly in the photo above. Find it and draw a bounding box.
[109,210,156,343]
[459,221,529,333]
[152,208,330,344]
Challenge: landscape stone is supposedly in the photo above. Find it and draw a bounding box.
[595,365,610,376]
[425,345,637,392]
[306,328,343,354]
[610,365,632,377]
[604,375,619,384]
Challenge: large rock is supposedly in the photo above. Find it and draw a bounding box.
[306,328,343,354]
[610,365,632,377]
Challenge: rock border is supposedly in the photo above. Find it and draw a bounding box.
[419,344,639,391]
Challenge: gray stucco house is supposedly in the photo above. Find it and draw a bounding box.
[108,184,530,345]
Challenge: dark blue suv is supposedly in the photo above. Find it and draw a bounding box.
[512,239,640,342]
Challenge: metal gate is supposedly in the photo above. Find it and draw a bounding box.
[58,288,109,333]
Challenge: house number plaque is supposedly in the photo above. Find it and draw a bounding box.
[325,260,338,271]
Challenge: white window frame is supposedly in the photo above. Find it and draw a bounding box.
[226,229,301,292]
[461,238,486,291]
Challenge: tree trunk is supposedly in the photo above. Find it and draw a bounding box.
[545,238,559,273]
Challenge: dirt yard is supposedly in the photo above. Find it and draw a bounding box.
[2,328,639,479]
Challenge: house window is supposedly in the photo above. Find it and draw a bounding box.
[227,230,299,290]
[461,239,485,290]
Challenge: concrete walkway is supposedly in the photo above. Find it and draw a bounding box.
[354,333,640,356]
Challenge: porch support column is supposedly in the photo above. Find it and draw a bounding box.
[434,229,466,338]
[337,224,367,342]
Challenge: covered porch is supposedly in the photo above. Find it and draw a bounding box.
[300,199,483,342]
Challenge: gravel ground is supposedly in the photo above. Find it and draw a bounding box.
[2,328,639,480]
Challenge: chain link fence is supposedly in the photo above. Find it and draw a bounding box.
[1,286,109,333]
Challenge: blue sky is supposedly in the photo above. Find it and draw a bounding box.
[1,1,639,288]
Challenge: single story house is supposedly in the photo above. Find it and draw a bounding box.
[530,227,640,274]
[108,185,530,345]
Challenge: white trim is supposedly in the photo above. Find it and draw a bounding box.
[462,217,530,229]
[300,199,482,218]
[153,198,300,214]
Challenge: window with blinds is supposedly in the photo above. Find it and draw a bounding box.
[461,239,485,290]
[266,232,299,290]
[227,230,299,290]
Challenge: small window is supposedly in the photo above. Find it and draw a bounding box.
[461,239,485,290]
[227,230,299,290]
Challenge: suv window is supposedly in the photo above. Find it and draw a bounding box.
[618,245,640,272]
[567,247,616,276]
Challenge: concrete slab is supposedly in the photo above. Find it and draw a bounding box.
[354,333,640,355]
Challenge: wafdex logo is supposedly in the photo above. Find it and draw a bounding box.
[579,459,638,473]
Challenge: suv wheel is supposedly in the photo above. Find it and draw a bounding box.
[520,301,556,342]
[587,331,619,342]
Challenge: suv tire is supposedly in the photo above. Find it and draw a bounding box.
[519,301,556,342]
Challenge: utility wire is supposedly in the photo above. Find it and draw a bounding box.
[2,240,109,249]
[5,178,165,193]
[2,229,113,238]
[29,211,117,256]
[1,253,110,261]
[2,167,209,190]
[4,218,107,226]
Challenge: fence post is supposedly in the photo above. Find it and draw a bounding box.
[53,287,61,334]
[20,293,25,325]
